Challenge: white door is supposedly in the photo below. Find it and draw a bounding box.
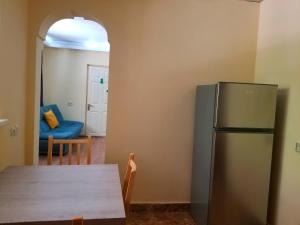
[86,65,109,136]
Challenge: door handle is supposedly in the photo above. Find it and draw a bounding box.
[87,104,92,111]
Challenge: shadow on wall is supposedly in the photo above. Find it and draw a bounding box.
[268,88,289,224]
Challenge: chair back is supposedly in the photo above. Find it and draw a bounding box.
[48,136,92,165]
[122,153,137,214]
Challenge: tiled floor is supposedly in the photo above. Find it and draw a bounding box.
[39,137,106,165]
[127,211,196,225]
[127,205,196,225]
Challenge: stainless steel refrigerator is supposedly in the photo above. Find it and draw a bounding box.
[191,82,278,225]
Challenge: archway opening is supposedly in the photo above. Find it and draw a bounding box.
[38,17,110,165]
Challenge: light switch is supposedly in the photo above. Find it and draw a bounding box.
[295,142,300,153]
[67,102,73,107]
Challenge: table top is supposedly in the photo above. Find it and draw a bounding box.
[0,165,125,225]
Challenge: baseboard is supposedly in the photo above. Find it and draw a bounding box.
[131,201,191,205]
[130,203,191,212]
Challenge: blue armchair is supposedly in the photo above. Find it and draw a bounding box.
[39,104,84,155]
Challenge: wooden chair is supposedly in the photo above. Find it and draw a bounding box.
[72,217,83,225]
[47,136,92,165]
[122,153,137,214]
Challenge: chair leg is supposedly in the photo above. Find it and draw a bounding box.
[72,217,83,225]
[47,136,53,165]
[87,135,92,164]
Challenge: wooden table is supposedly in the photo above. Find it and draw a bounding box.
[0,165,125,225]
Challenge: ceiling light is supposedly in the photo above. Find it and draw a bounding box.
[74,17,85,21]
[45,35,53,44]
[84,40,100,49]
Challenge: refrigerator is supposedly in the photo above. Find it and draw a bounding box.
[191,82,278,225]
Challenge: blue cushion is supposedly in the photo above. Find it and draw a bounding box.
[40,120,50,132]
[40,105,50,120]
[39,104,84,155]
[39,120,84,140]
[48,104,64,122]
[40,104,64,123]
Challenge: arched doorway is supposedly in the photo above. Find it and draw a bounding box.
[35,16,110,165]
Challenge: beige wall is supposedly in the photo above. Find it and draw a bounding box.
[26,0,259,202]
[43,47,109,131]
[255,0,300,224]
[0,0,28,171]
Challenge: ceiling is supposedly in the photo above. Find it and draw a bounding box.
[44,17,110,52]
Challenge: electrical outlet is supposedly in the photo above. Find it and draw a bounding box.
[10,125,19,137]
[295,142,300,153]
[10,127,16,136]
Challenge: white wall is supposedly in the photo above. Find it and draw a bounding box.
[43,47,109,131]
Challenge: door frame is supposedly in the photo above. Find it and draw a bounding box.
[85,64,109,136]
[31,14,111,165]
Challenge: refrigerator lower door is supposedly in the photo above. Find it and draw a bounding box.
[209,132,273,225]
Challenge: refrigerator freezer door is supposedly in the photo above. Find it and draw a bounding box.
[209,132,273,225]
[215,83,277,129]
